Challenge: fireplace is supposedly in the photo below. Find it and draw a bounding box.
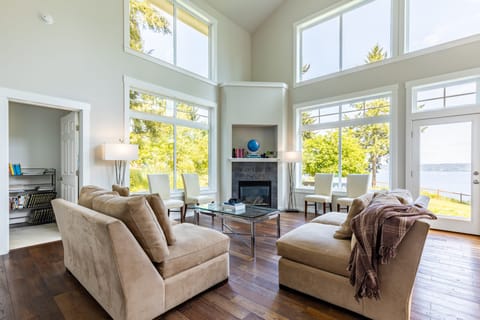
[231,162,278,208]
[239,181,271,207]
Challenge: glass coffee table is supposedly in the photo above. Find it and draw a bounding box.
[193,203,281,257]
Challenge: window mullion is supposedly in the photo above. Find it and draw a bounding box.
[173,0,177,66]
[477,79,480,104]
[338,127,343,190]
[339,14,343,71]
[173,124,177,190]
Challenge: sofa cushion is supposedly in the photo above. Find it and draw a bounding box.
[92,194,169,263]
[334,192,374,239]
[156,223,229,279]
[112,184,130,197]
[311,212,347,226]
[78,185,118,209]
[146,193,176,245]
[277,223,351,277]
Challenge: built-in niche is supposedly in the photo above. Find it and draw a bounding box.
[231,125,278,158]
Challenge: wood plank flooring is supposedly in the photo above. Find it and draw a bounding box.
[1,212,479,319]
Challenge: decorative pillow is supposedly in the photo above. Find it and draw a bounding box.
[385,189,413,205]
[78,185,118,209]
[92,194,169,263]
[334,192,374,239]
[146,193,176,245]
[112,184,130,197]
[368,192,404,208]
[414,195,430,208]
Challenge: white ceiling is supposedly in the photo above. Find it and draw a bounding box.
[204,0,285,33]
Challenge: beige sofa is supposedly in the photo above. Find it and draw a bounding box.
[277,193,430,320]
[52,187,229,320]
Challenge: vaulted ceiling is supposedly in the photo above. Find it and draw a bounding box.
[204,0,285,33]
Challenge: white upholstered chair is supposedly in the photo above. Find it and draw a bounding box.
[304,173,334,218]
[181,173,215,224]
[148,174,185,222]
[336,174,370,212]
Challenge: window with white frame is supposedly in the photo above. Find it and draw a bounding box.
[406,0,480,53]
[296,0,391,82]
[128,0,213,79]
[128,88,212,193]
[298,93,391,190]
[412,76,480,113]
[296,0,480,85]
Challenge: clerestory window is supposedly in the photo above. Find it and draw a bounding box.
[127,0,215,80]
[405,0,480,53]
[296,0,392,83]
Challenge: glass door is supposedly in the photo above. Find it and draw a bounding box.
[411,114,480,234]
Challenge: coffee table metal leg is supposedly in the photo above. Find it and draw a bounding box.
[194,210,199,225]
[250,221,256,257]
[277,214,281,238]
[221,217,224,232]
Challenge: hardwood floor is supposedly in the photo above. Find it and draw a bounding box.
[1,212,479,320]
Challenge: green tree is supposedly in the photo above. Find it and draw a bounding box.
[301,45,390,188]
[128,91,209,192]
[129,0,171,52]
[352,45,390,188]
[302,129,367,180]
[365,44,387,63]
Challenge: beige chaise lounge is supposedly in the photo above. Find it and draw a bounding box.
[52,186,229,320]
[277,192,430,320]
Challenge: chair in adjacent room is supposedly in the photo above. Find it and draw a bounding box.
[181,173,215,224]
[304,173,334,218]
[336,174,370,212]
[148,174,185,222]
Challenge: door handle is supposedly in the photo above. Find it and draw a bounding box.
[473,179,479,184]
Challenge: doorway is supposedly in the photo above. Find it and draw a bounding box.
[0,88,90,254]
[410,114,480,234]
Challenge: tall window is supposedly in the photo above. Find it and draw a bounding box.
[406,0,480,53]
[128,0,213,79]
[128,88,212,193]
[297,0,391,82]
[298,93,391,190]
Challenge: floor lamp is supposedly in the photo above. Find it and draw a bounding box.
[102,143,138,186]
[284,151,302,212]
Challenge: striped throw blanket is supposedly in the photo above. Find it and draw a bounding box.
[347,202,436,300]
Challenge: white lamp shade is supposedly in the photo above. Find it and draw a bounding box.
[284,151,302,162]
[103,143,138,161]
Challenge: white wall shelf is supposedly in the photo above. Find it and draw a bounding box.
[228,158,279,162]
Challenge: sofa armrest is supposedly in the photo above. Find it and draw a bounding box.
[363,220,430,319]
[52,199,165,320]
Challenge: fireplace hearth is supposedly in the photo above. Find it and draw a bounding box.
[239,181,271,207]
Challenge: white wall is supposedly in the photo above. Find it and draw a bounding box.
[0,0,251,189]
[252,0,480,189]
[9,102,69,192]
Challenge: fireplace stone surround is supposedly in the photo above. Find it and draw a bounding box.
[232,162,278,208]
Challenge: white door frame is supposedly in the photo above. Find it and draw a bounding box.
[0,87,90,255]
[409,114,480,234]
